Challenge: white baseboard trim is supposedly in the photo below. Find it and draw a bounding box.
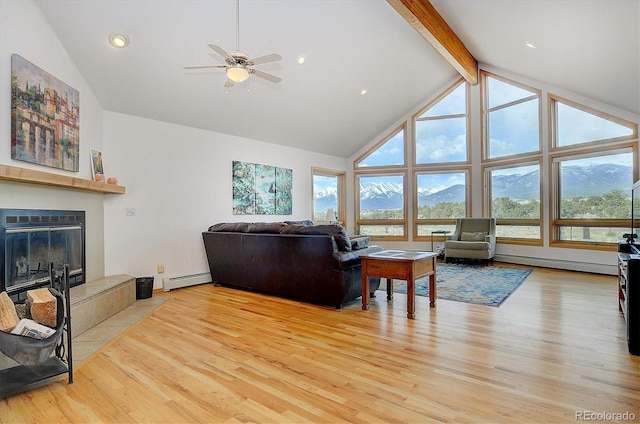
[494,254,617,276]
[162,272,211,292]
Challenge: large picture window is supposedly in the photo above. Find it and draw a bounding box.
[355,173,406,239]
[312,168,345,223]
[485,163,541,241]
[415,171,468,239]
[550,96,638,248]
[345,70,637,251]
[553,151,635,245]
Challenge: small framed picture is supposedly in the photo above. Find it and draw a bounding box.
[90,148,105,181]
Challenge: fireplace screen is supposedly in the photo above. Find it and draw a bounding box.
[1,209,85,295]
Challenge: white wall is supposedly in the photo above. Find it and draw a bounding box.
[102,112,347,286]
[0,0,106,281]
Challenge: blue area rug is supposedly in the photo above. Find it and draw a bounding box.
[391,263,532,307]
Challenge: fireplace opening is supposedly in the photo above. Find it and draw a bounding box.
[0,209,85,299]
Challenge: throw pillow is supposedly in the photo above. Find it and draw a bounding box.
[461,231,488,241]
[349,236,371,250]
[284,220,314,226]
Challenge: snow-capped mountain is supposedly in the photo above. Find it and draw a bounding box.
[312,164,632,211]
[358,181,404,210]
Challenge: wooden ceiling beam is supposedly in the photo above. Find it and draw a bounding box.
[388,0,478,85]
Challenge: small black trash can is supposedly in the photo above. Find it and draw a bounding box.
[136,277,154,299]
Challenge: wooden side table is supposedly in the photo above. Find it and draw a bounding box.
[360,250,438,319]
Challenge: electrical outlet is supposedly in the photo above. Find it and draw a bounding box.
[126,207,136,216]
[157,264,164,274]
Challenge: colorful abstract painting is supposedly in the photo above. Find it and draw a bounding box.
[233,161,293,215]
[11,54,80,172]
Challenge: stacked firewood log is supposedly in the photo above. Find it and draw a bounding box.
[0,288,57,339]
[0,291,19,332]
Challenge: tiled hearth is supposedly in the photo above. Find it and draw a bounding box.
[70,275,136,336]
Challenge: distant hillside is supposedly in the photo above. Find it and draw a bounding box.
[418,184,465,207]
[312,164,632,211]
[560,163,631,198]
[490,170,540,201]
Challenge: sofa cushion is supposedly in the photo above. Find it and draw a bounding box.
[246,222,285,234]
[445,240,490,250]
[461,231,488,241]
[349,236,371,250]
[281,224,352,251]
[208,222,251,232]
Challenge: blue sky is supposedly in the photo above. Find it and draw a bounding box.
[313,174,337,192]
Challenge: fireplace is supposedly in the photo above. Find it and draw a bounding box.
[0,209,85,298]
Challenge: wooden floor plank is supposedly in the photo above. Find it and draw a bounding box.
[1,264,639,423]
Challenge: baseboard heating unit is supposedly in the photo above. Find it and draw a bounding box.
[162,272,211,292]
[494,254,616,275]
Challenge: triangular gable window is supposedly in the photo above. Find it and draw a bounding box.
[419,83,466,118]
[355,126,405,168]
[556,101,636,147]
[487,77,537,108]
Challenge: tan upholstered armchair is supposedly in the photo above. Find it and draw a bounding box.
[444,218,496,263]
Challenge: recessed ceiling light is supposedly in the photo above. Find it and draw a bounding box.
[297,55,306,65]
[109,32,129,48]
[360,89,368,96]
[524,41,537,49]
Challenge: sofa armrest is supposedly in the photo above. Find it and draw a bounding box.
[333,245,383,269]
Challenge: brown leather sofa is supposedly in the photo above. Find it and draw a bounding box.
[202,222,383,308]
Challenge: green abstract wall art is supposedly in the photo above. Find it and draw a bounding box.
[232,161,293,215]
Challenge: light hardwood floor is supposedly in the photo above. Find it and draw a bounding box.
[1,264,639,423]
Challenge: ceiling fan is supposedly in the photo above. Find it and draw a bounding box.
[184,0,282,87]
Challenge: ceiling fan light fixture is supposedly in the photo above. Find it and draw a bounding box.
[227,65,249,82]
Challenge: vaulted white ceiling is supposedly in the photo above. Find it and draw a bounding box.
[36,0,639,158]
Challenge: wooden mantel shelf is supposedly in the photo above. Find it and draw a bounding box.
[0,164,125,194]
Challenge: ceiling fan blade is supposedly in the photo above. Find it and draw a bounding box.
[249,53,282,66]
[183,65,227,70]
[251,69,281,84]
[207,44,236,64]
[224,78,235,88]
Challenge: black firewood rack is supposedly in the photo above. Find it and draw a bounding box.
[0,264,73,398]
